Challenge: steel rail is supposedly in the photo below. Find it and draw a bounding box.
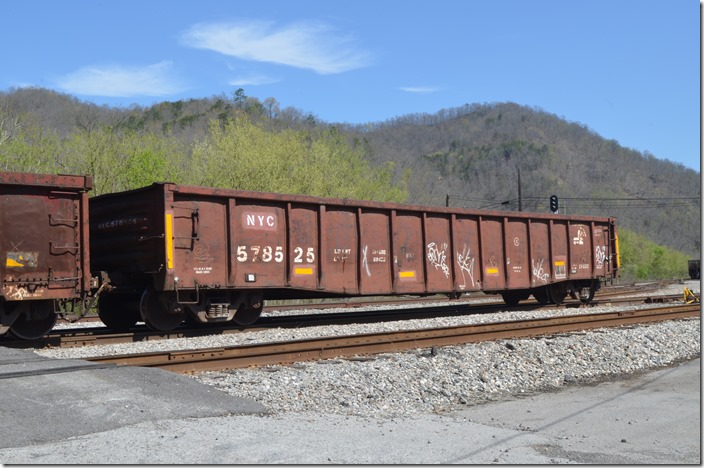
[4,293,688,350]
[85,303,700,374]
[56,279,670,324]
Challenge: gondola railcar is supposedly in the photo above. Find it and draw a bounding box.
[89,182,620,332]
[0,172,92,339]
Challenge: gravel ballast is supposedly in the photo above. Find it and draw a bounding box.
[194,318,699,418]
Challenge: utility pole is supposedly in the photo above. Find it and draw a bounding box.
[517,168,523,212]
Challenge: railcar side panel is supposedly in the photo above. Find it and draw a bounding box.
[528,220,551,287]
[359,210,392,295]
[505,219,530,289]
[479,218,505,290]
[569,223,593,279]
[451,216,481,292]
[591,223,608,277]
[169,196,229,291]
[287,204,319,291]
[0,173,92,302]
[324,208,358,294]
[423,214,453,293]
[549,221,568,281]
[230,202,287,289]
[393,213,425,294]
[89,185,164,286]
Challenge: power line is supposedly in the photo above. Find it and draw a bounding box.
[446,194,700,211]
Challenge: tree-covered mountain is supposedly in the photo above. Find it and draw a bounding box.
[343,102,701,257]
[0,87,699,258]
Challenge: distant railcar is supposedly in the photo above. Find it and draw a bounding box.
[0,172,92,339]
[688,259,700,280]
[89,182,620,332]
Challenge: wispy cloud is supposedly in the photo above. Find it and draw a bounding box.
[399,86,441,93]
[228,74,280,87]
[181,20,373,74]
[56,61,186,97]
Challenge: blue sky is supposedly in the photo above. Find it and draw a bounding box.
[2,0,700,171]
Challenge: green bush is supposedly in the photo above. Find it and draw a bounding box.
[618,228,689,280]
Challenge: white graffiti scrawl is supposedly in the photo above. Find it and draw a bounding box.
[595,246,607,269]
[427,242,450,278]
[362,245,371,277]
[456,244,476,289]
[532,257,550,284]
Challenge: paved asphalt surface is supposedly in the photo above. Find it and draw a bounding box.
[0,347,700,463]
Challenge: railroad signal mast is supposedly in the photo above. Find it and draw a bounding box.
[550,194,559,214]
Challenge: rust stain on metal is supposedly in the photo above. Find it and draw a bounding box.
[0,172,92,303]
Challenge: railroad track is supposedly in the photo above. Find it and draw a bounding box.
[55,279,673,325]
[3,293,687,350]
[85,303,700,374]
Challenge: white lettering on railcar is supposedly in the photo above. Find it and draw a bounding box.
[572,226,587,245]
[236,245,284,263]
[242,212,277,231]
[333,248,351,263]
[294,247,315,263]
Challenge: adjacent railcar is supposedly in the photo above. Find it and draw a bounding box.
[688,259,700,280]
[90,182,620,332]
[0,172,93,339]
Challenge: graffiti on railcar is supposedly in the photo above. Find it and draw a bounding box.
[427,242,450,278]
[595,246,607,269]
[532,257,550,284]
[456,244,476,289]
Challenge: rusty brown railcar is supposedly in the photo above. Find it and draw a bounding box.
[0,172,92,339]
[90,182,620,332]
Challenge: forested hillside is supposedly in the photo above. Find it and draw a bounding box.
[344,102,701,257]
[0,88,700,263]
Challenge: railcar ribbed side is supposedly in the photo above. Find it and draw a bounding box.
[0,171,92,339]
[90,182,619,332]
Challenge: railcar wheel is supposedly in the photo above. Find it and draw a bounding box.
[501,291,529,306]
[232,306,262,326]
[547,284,567,305]
[9,301,57,340]
[98,294,141,330]
[233,293,263,326]
[0,301,21,336]
[140,288,184,331]
[578,287,596,304]
[533,287,550,305]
